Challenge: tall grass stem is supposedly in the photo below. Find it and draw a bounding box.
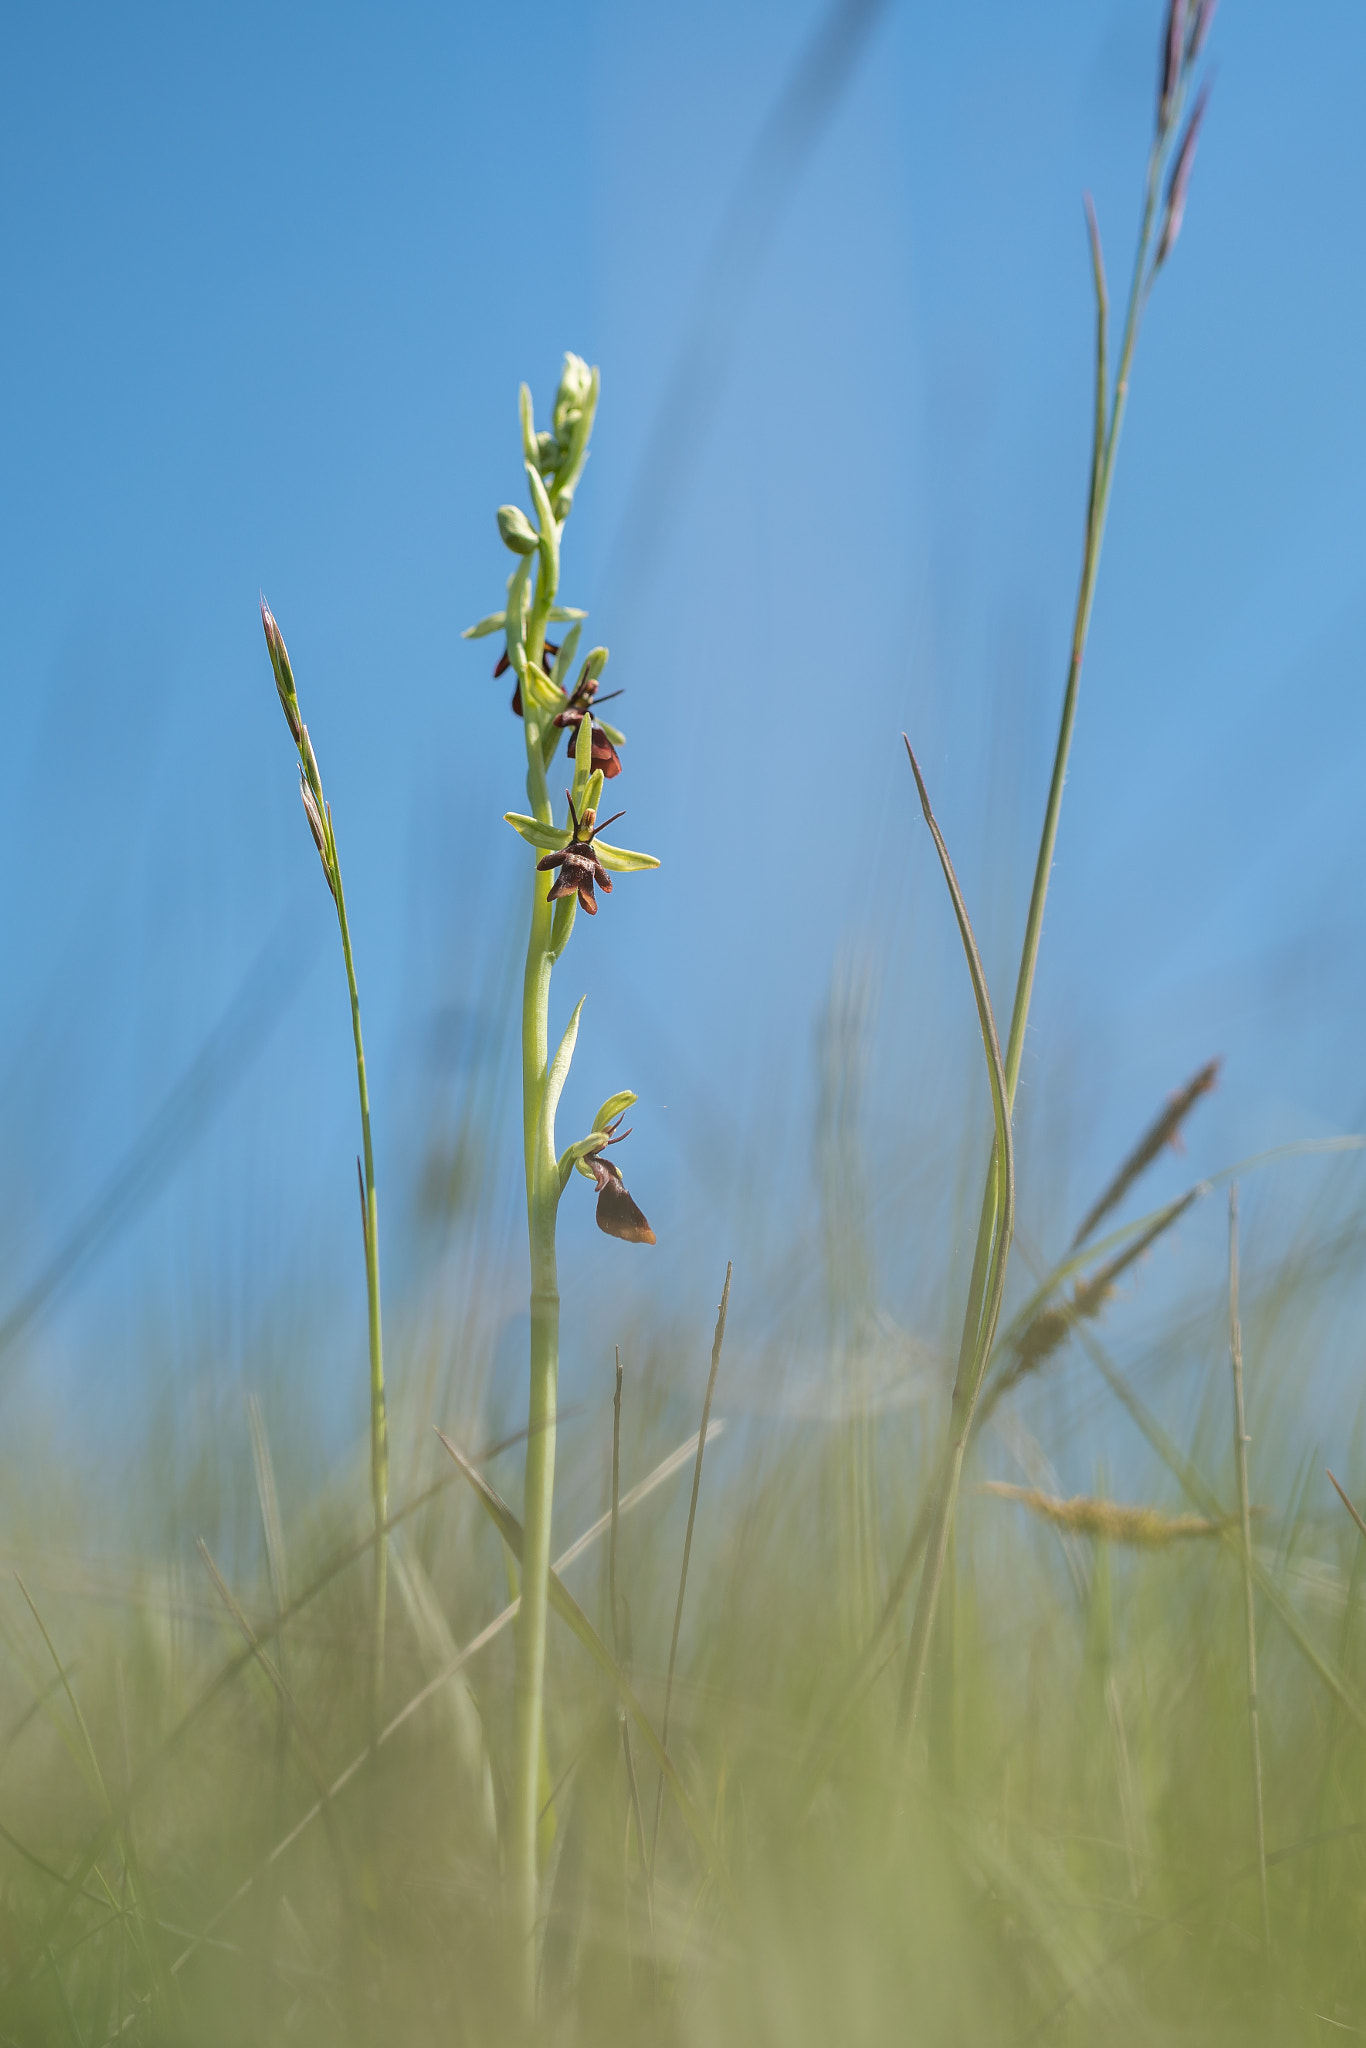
[650,1263,731,1877]
[897,747,1014,1741]
[1229,1186,1270,1947]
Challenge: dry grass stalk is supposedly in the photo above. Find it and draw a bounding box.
[987,1190,1200,1425]
[1071,1058,1220,1251]
[980,1482,1235,1547]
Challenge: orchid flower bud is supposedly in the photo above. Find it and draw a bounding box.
[497,505,540,556]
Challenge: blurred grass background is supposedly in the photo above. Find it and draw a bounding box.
[3,952,1366,2041]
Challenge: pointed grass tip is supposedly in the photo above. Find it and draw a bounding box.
[260,597,302,745]
[1156,84,1210,269]
[1158,0,1187,128]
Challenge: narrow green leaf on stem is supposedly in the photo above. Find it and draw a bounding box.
[897,742,1015,1745]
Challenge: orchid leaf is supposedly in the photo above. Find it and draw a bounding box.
[540,997,586,1163]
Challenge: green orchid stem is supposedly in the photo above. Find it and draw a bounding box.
[511,862,559,2005]
[897,131,1167,1750]
[507,495,567,2003]
[332,861,388,1744]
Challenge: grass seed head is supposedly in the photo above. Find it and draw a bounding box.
[260,597,302,745]
[1156,85,1210,269]
[981,1482,1234,1547]
[1159,0,1188,129]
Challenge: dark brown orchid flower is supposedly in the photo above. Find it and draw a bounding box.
[553,676,623,779]
[582,1116,655,1245]
[496,641,559,718]
[535,793,625,916]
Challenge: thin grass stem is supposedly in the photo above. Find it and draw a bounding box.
[896,749,1014,1742]
[1229,1188,1270,1947]
[649,1262,732,1876]
[608,1352,656,1965]
[331,862,388,1740]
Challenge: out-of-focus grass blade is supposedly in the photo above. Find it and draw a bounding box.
[1080,1326,1366,1728]
[153,1418,727,1985]
[0,913,317,1379]
[897,742,1015,1741]
[435,1429,736,1903]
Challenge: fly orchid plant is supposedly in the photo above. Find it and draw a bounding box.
[463,353,659,1998]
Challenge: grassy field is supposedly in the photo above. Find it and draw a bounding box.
[4,1166,1366,2048]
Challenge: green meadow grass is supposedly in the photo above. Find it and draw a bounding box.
[4,1178,1366,2048]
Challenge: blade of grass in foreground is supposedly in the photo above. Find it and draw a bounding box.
[896,742,1015,1743]
[796,1135,1366,1810]
[1227,1188,1270,1947]
[650,1261,731,1877]
[608,1352,655,1963]
[435,1429,736,1902]
[1078,1320,1366,1729]
[906,88,1206,1735]
[145,1422,725,1998]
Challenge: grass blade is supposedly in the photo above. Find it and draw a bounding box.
[434,1428,736,1903]
[897,742,1015,1743]
[1228,1188,1270,1946]
[649,1261,731,1876]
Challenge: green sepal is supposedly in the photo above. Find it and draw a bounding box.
[593,1089,637,1132]
[549,890,577,962]
[548,606,587,623]
[521,661,564,715]
[505,812,570,854]
[583,767,604,818]
[581,646,609,686]
[560,1132,611,1189]
[462,611,506,641]
[593,838,660,874]
[597,718,626,745]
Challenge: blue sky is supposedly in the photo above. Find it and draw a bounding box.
[1,0,1364,1447]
